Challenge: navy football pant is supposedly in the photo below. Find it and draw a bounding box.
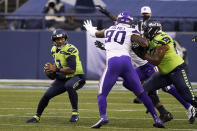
[36,75,85,116]
[143,63,196,107]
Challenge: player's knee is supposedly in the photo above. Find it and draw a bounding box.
[75,79,86,90]
[65,82,74,90]
[97,94,106,101]
[43,93,53,100]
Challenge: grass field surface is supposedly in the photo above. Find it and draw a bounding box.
[0,84,197,131]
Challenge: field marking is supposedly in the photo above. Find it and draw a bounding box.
[0,123,195,131]
[0,94,182,100]
[0,101,185,105]
[0,107,187,113]
[0,113,189,121]
[0,115,190,122]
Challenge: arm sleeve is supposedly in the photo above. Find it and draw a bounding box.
[66,55,76,70]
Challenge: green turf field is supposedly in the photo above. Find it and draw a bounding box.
[0,86,197,131]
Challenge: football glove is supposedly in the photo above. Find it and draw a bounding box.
[83,20,97,37]
[95,40,105,50]
[132,45,148,60]
[192,36,197,42]
[95,5,110,16]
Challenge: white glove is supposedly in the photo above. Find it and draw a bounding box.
[83,20,97,37]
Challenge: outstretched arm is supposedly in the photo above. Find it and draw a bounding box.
[83,20,105,38]
[95,5,117,22]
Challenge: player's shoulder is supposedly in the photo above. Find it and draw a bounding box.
[156,32,170,39]
[51,46,56,52]
[64,43,78,54]
[153,32,172,45]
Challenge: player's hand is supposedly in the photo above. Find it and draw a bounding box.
[83,20,97,37]
[83,20,96,31]
[192,36,197,42]
[132,46,148,60]
[44,63,57,73]
[95,40,105,50]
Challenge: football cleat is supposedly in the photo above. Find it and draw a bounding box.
[26,115,40,123]
[187,105,196,124]
[69,112,79,122]
[133,97,142,104]
[153,118,165,128]
[91,117,109,128]
[159,112,173,123]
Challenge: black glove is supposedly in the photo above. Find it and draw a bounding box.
[192,36,197,42]
[95,5,110,16]
[132,45,148,59]
[95,40,105,50]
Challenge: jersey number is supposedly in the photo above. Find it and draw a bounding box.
[105,30,126,45]
[56,59,63,68]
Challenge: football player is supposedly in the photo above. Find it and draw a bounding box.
[26,29,85,123]
[83,12,165,128]
[141,22,197,124]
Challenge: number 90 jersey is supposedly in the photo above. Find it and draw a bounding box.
[104,24,139,60]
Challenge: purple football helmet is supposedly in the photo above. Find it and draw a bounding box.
[116,11,133,25]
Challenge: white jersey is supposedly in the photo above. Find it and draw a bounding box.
[104,24,138,60]
[130,21,148,67]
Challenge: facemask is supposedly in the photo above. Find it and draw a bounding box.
[142,15,150,21]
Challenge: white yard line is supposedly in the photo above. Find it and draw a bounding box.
[0,114,189,121]
[0,107,186,112]
[0,79,197,85]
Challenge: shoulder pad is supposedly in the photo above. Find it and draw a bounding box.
[153,39,166,45]
[161,37,171,44]
[67,47,75,52]
[60,51,70,55]
[67,47,77,54]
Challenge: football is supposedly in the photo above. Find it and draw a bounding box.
[44,70,56,80]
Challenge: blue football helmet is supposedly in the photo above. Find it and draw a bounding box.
[51,29,68,49]
[116,11,133,25]
[144,21,162,40]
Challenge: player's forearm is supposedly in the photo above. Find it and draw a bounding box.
[57,67,75,74]
[144,53,161,66]
[108,14,117,22]
[97,6,117,22]
[144,46,168,65]
[101,10,117,22]
[95,29,105,38]
[131,35,149,47]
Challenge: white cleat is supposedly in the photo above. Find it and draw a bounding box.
[187,105,196,124]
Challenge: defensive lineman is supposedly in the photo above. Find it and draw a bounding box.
[83,12,164,128]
